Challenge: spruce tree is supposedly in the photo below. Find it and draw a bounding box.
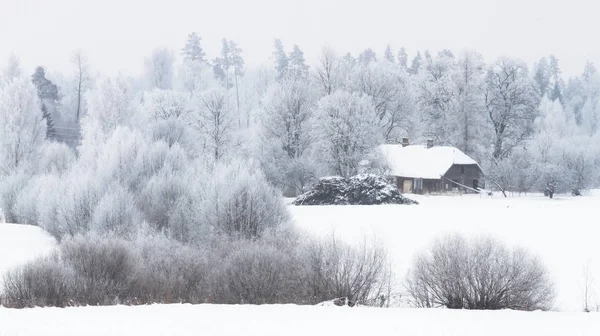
[182,32,206,63]
[41,103,56,140]
[272,39,288,81]
[287,45,309,79]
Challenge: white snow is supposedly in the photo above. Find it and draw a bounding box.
[0,223,57,291]
[291,192,600,312]
[1,196,600,335]
[1,304,599,336]
[379,144,481,179]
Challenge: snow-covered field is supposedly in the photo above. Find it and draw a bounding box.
[292,191,600,312]
[1,194,600,335]
[0,223,57,292]
[0,304,598,336]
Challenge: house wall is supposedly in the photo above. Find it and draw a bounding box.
[388,176,442,194]
[443,164,482,193]
[387,164,482,194]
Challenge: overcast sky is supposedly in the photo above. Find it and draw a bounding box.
[0,0,596,78]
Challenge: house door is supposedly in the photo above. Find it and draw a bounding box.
[403,179,413,193]
[473,179,479,190]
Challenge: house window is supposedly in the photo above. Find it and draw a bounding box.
[461,166,465,174]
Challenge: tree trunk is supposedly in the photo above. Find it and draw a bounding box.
[235,71,241,129]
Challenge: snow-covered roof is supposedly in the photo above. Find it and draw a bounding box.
[379,144,481,179]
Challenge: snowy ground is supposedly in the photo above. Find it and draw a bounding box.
[1,194,600,335]
[0,223,57,293]
[291,191,600,312]
[0,304,599,336]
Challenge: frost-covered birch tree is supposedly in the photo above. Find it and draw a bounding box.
[194,88,235,162]
[145,48,175,90]
[0,77,46,174]
[259,78,316,194]
[483,58,540,160]
[314,90,381,177]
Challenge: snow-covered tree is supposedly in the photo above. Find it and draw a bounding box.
[314,90,382,177]
[259,78,316,194]
[316,46,342,96]
[80,76,137,162]
[483,58,539,160]
[193,88,235,162]
[31,66,59,140]
[3,54,21,81]
[72,51,91,124]
[416,51,456,144]
[0,77,46,173]
[397,47,408,69]
[91,183,142,237]
[145,48,175,90]
[287,45,309,79]
[141,89,189,122]
[181,32,207,63]
[199,162,290,239]
[384,45,395,63]
[350,61,413,141]
[409,52,422,75]
[272,39,289,81]
[358,48,377,66]
[451,51,486,157]
[176,59,215,95]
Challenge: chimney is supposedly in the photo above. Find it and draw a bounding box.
[401,137,409,147]
[426,139,434,149]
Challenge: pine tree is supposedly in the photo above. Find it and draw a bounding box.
[358,48,377,65]
[409,52,422,74]
[384,44,395,63]
[272,39,289,81]
[228,40,245,128]
[181,32,206,63]
[548,55,564,102]
[31,66,59,141]
[31,66,58,101]
[534,57,551,96]
[41,103,56,139]
[397,48,408,69]
[582,61,596,81]
[288,45,309,79]
[213,39,232,89]
[342,53,356,68]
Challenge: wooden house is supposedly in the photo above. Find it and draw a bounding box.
[380,139,483,194]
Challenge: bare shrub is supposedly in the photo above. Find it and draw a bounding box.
[60,234,140,305]
[2,255,75,308]
[133,234,208,304]
[2,231,394,307]
[213,239,301,304]
[305,235,391,306]
[406,234,555,311]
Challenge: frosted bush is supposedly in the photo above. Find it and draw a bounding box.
[37,142,76,175]
[199,162,290,239]
[0,171,29,223]
[91,183,143,237]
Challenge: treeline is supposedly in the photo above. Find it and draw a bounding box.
[0,33,594,308]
